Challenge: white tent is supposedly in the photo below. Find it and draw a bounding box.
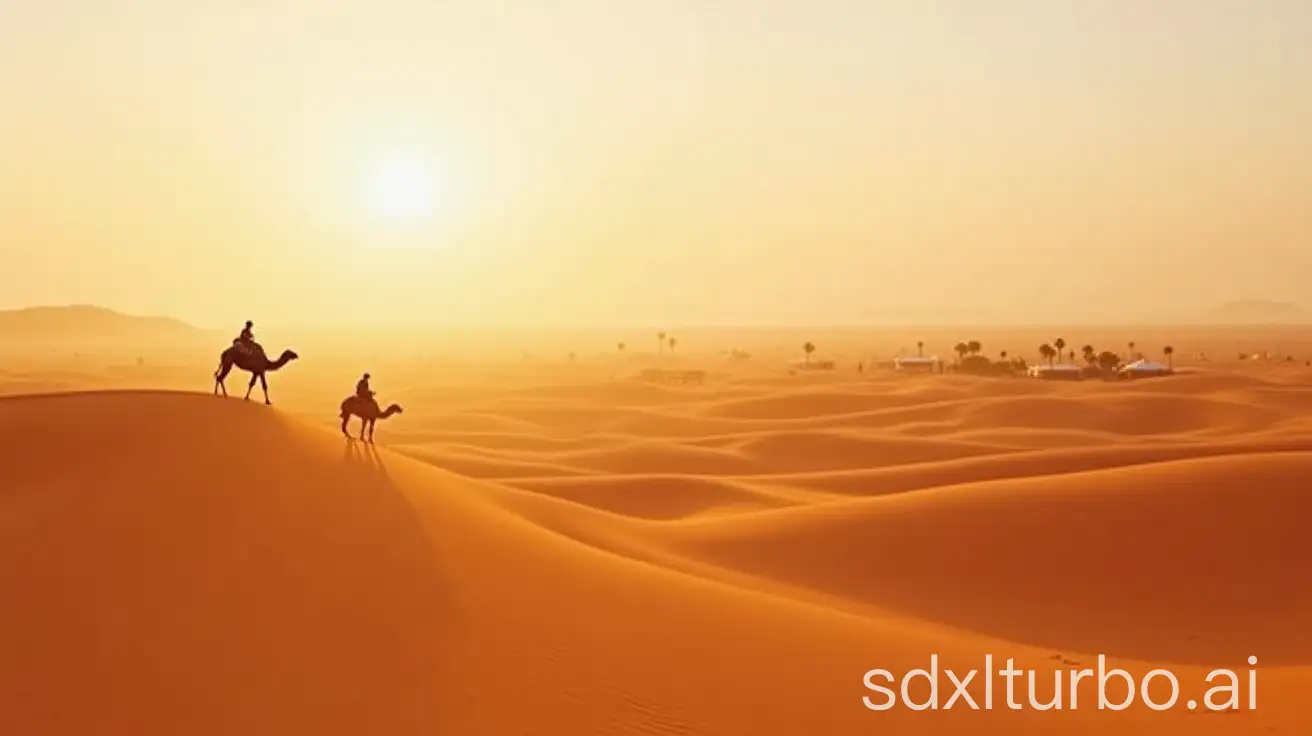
[1119,359,1173,377]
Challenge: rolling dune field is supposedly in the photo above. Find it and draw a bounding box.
[3,340,1311,735]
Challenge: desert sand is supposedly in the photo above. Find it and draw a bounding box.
[2,327,1311,735]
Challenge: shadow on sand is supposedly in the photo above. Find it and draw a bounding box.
[0,391,466,735]
[342,435,390,471]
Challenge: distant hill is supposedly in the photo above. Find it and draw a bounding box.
[1208,300,1309,324]
[0,305,199,341]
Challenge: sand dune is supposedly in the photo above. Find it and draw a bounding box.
[697,386,947,419]
[393,444,604,479]
[4,357,1312,734]
[642,453,1312,665]
[510,474,820,519]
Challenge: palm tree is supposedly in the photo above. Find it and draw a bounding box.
[1097,350,1122,372]
[917,341,924,357]
[953,342,969,364]
[617,342,626,353]
[1000,350,1008,361]
[668,336,678,352]
[967,340,982,356]
[1128,341,1137,359]
[1039,343,1055,366]
[1164,345,1174,369]
[1068,349,1076,363]
[803,341,816,366]
[1053,338,1067,364]
[657,332,666,353]
[1081,344,1095,364]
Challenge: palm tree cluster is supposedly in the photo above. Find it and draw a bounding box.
[1028,339,1178,372]
[951,340,985,363]
[930,335,1179,377]
[938,339,1025,376]
[1036,337,1076,366]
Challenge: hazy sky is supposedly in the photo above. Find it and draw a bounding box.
[2,0,1310,327]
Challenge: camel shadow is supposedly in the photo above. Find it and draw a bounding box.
[342,436,390,476]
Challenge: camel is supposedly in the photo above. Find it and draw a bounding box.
[213,343,299,405]
[340,395,404,442]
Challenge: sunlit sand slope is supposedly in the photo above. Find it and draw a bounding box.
[2,383,1310,735]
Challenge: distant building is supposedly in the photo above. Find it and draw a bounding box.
[1027,364,1082,380]
[894,356,939,373]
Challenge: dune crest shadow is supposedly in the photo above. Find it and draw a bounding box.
[0,390,463,735]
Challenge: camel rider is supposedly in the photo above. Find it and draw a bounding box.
[235,321,256,353]
[356,373,375,400]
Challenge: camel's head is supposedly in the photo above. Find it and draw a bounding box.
[385,403,404,415]
[281,349,300,362]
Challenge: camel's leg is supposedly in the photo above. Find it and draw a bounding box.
[341,414,351,437]
[214,363,230,397]
[367,419,376,443]
[259,373,271,405]
[244,372,257,400]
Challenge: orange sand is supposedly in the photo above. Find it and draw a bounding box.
[2,339,1311,734]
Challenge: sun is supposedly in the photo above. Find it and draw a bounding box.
[368,157,435,222]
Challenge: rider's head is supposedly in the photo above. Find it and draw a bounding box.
[363,373,371,380]
[245,320,253,328]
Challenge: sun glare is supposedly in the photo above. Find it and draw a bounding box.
[368,157,434,222]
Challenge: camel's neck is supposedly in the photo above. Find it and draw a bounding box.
[268,353,291,370]
[381,405,401,418]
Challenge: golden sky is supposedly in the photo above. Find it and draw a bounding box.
[2,1,1310,327]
